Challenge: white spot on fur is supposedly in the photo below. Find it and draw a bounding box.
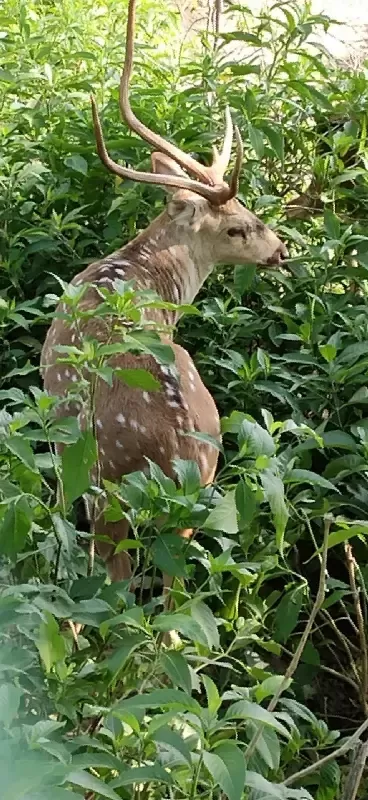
[71,374,77,382]
[176,415,183,427]
[168,401,180,408]
[130,419,138,431]
[65,369,70,378]
[139,424,147,434]
[188,371,195,382]
[71,334,76,344]
[57,373,62,382]
[159,446,165,454]
[161,366,170,376]
[96,419,103,429]
[116,268,126,278]
[116,413,126,425]
[101,266,111,274]
[116,440,124,449]
[190,382,196,392]
[100,447,105,455]
[142,391,150,403]
[109,460,115,469]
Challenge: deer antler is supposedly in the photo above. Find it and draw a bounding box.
[91,0,243,205]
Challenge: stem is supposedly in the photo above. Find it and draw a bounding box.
[245,515,330,763]
[345,543,368,715]
[190,754,203,800]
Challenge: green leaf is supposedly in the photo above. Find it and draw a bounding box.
[115,367,161,390]
[225,699,290,737]
[255,675,292,703]
[206,490,238,534]
[274,585,304,643]
[239,418,275,458]
[102,633,147,678]
[234,264,257,294]
[349,387,368,404]
[191,601,220,650]
[153,612,209,646]
[37,612,66,673]
[152,533,187,578]
[248,124,264,158]
[151,725,192,765]
[202,674,221,714]
[62,430,97,505]
[0,496,32,557]
[262,123,284,161]
[67,770,121,799]
[220,30,262,45]
[203,742,245,800]
[260,470,288,551]
[161,651,192,693]
[322,430,357,450]
[0,683,22,727]
[249,724,280,770]
[5,435,36,470]
[172,458,201,494]
[110,765,172,788]
[235,479,257,528]
[319,343,336,362]
[244,771,285,798]
[285,469,336,492]
[327,524,368,550]
[115,688,202,716]
[64,155,88,175]
[324,208,340,240]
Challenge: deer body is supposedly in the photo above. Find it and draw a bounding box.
[41,0,287,590]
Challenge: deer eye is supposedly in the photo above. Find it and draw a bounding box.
[227,227,245,238]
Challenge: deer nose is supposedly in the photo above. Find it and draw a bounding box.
[267,242,288,266]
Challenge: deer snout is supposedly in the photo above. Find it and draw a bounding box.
[267,241,288,266]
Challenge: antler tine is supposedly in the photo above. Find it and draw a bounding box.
[90,96,230,204]
[119,0,214,186]
[228,125,244,198]
[210,106,234,180]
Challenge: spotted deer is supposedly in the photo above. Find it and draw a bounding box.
[41,0,287,595]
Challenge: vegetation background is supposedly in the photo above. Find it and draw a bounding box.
[1,0,368,797]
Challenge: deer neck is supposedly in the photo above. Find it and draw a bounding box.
[123,211,215,309]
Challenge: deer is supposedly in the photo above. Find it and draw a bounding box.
[41,0,287,603]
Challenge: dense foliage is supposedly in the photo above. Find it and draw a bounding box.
[1,0,368,797]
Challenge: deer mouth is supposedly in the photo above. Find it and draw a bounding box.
[266,243,288,267]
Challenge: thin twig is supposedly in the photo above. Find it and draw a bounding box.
[284,717,368,787]
[280,645,358,692]
[305,514,359,638]
[341,740,368,800]
[245,515,330,763]
[345,543,368,715]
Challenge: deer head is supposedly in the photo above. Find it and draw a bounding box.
[91,0,287,274]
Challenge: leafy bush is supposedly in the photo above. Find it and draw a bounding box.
[1,0,368,798]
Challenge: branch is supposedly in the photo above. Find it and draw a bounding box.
[341,740,368,800]
[284,717,368,787]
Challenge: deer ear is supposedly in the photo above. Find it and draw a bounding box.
[151,152,188,180]
[166,194,208,231]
